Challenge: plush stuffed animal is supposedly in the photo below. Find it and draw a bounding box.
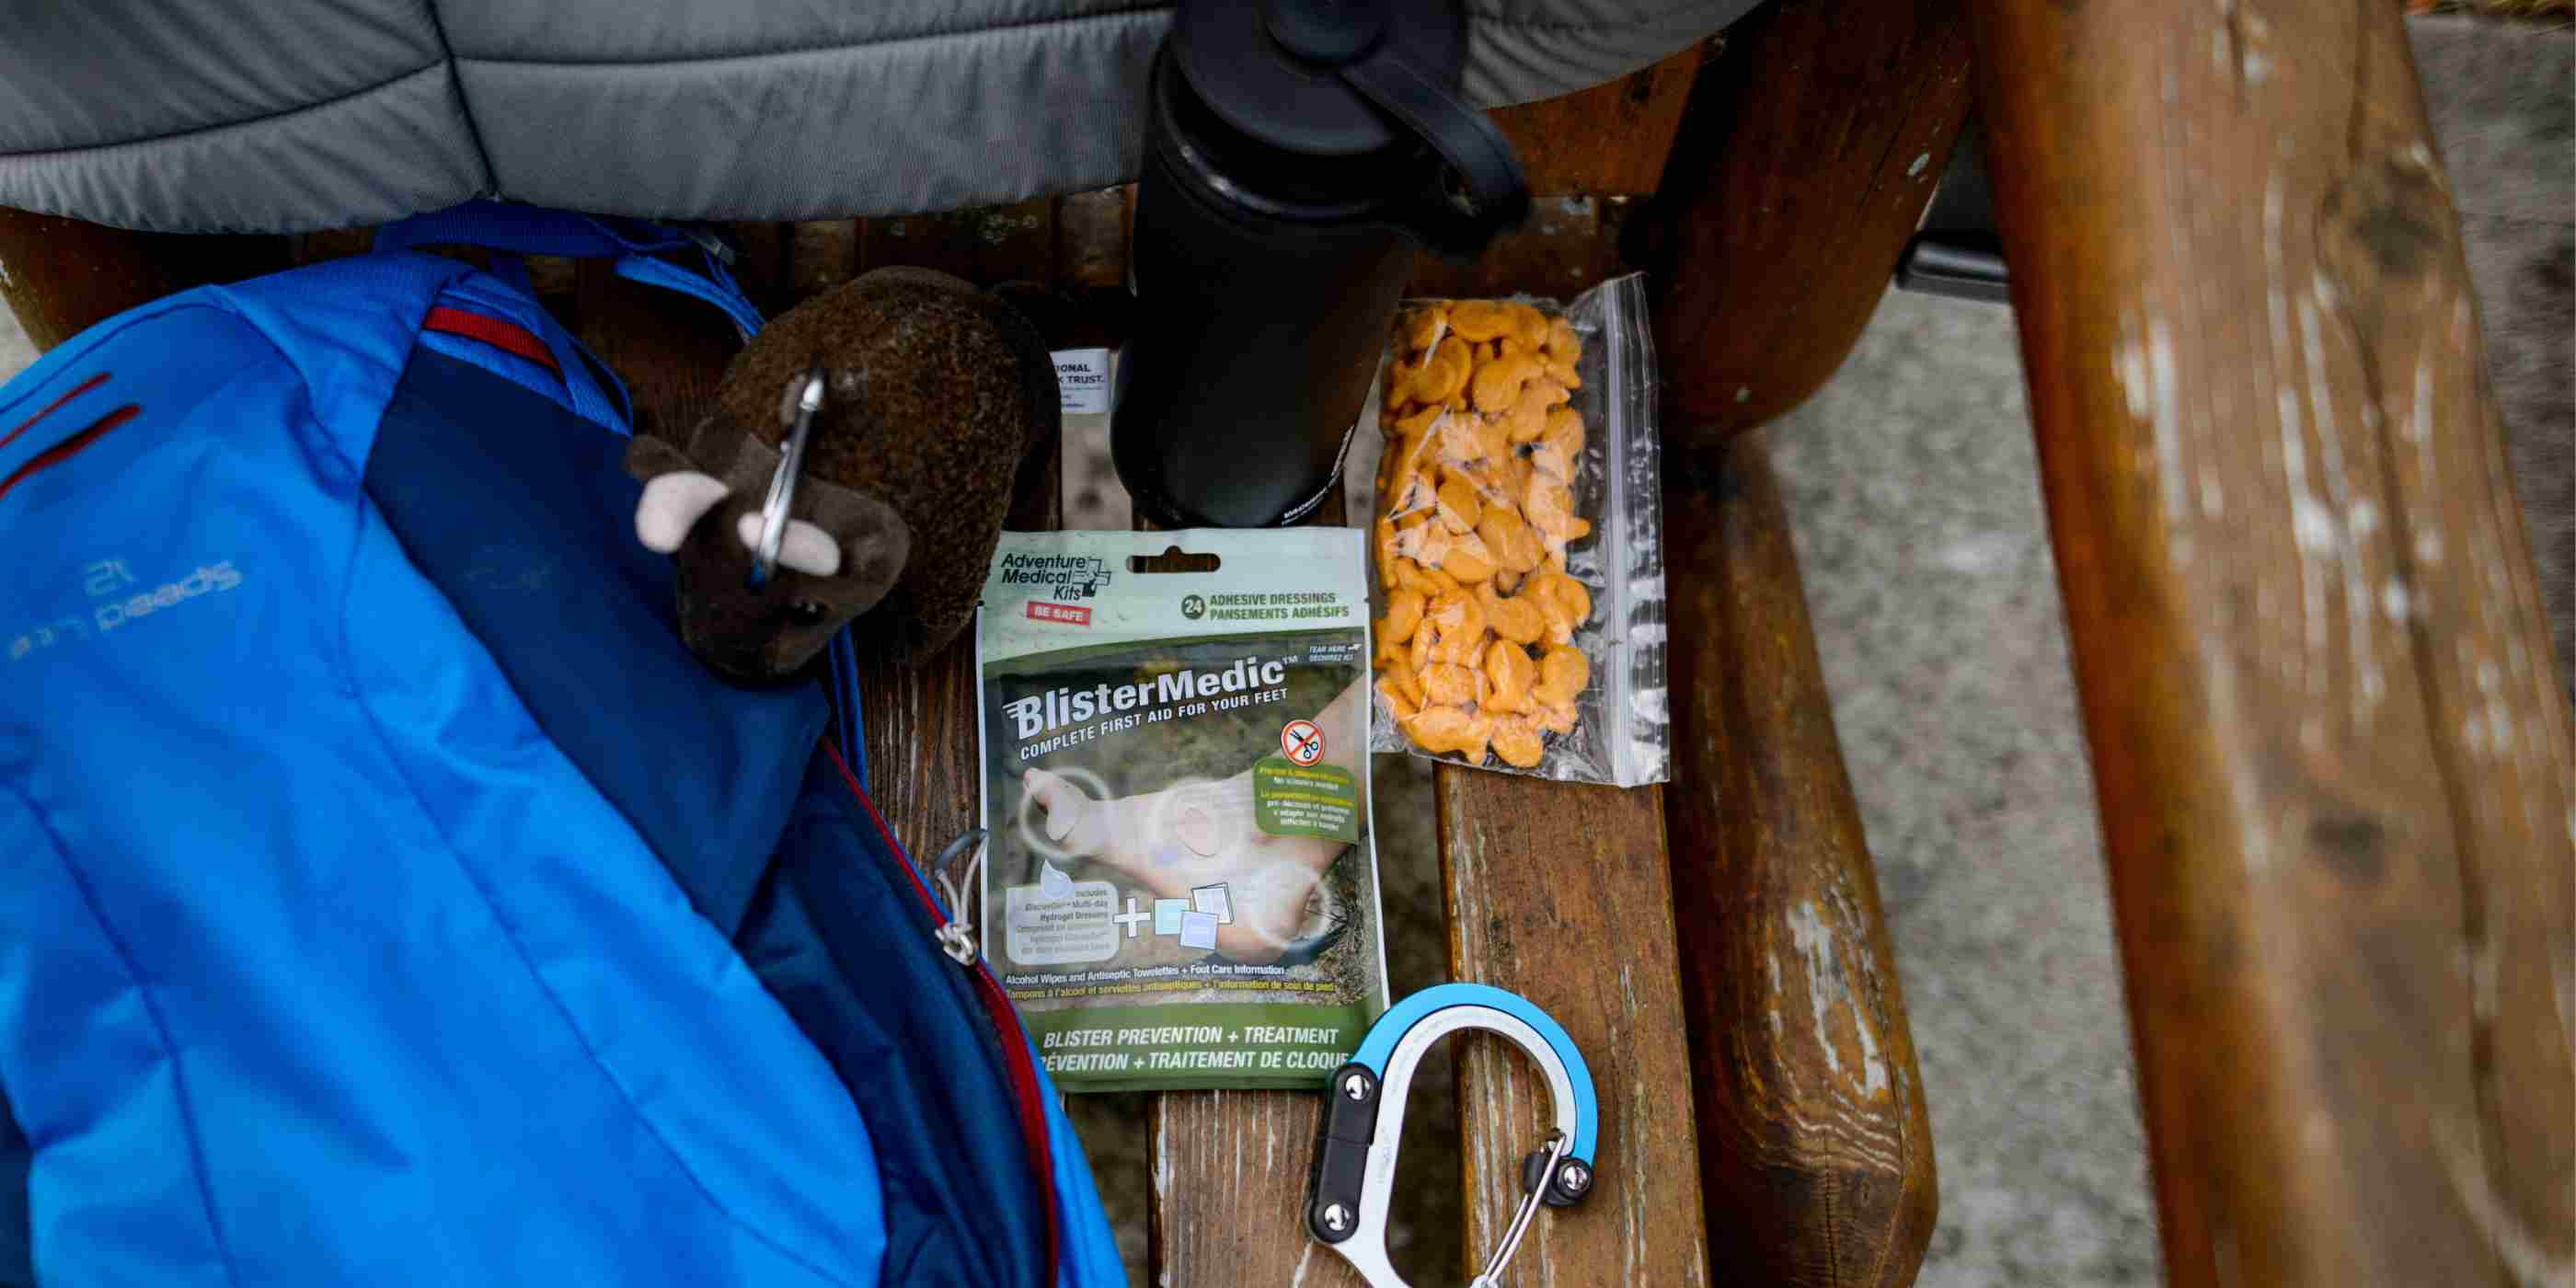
[626,267,1056,683]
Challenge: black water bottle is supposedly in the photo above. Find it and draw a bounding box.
[1114,0,1530,529]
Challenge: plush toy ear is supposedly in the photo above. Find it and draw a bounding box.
[636,471,731,554]
[732,512,843,577]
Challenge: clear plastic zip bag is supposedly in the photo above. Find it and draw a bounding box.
[1348,273,1668,787]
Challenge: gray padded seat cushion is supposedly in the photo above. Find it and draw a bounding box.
[0,0,1751,234]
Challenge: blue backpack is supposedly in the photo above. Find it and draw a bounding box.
[0,204,1121,1287]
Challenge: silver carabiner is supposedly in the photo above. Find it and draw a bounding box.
[749,365,826,588]
[1307,983,1599,1288]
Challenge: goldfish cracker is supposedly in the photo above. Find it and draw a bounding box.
[1389,554,1440,597]
[1489,714,1545,769]
[1528,439,1572,487]
[1524,474,1590,546]
[1534,645,1589,707]
[1401,305,1447,353]
[1544,316,1579,357]
[1540,406,1583,461]
[1444,300,1516,343]
[1394,402,1446,439]
[1469,352,1542,414]
[1477,580,1545,646]
[1478,506,1543,575]
[1382,345,1431,409]
[1420,662,1478,708]
[1403,705,1494,765]
[1500,379,1551,444]
[1529,570,1592,645]
[1481,638,1535,713]
[1434,472,1481,534]
[1380,674,1421,726]
[1438,532,1497,584]
[1374,630,1409,671]
[1380,586,1424,645]
[1427,337,1476,404]
[1420,588,1486,664]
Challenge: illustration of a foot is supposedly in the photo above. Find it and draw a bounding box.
[1022,767,1349,964]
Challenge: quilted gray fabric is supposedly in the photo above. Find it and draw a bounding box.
[0,1,1752,233]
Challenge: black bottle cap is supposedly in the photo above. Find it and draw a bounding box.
[1172,0,1460,160]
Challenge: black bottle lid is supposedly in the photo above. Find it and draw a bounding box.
[1167,0,1529,254]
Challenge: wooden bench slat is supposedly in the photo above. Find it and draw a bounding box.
[1437,769,1711,1286]
[1665,434,1938,1288]
[1150,1091,1367,1286]
[1969,0,2575,1281]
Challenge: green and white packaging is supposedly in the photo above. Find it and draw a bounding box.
[974,529,1390,1091]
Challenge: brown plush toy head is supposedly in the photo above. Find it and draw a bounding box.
[625,268,1055,684]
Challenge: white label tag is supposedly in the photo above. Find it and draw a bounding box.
[1052,348,1113,416]
[1004,880,1121,965]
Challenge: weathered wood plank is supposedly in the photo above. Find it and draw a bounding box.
[1489,41,1714,197]
[1403,194,1637,302]
[1054,188,1133,292]
[1638,0,1974,449]
[1435,770,1708,1287]
[1968,0,2575,1282]
[724,220,794,315]
[570,259,737,443]
[791,221,860,300]
[289,226,376,268]
[1664,432,1937,1288]
[1150,1089,1368,1288]
[861,200,1058,286]
[0,209,285,351]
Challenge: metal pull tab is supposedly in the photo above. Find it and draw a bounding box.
[927,828,987,966]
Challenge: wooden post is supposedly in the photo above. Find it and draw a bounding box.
[1486,42,1714,197]
[1663,433,1939,1288]
[1639,0,1976,450]
[1967,0,2574,1282]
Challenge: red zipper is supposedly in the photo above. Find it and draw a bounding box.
[822,740,1062,1286]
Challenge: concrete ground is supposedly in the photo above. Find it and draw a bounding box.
[0,14,2560,1286]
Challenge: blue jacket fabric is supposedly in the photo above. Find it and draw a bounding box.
[0,241,1121,1286]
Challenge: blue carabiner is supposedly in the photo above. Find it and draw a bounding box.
[1307,983,1599,1288]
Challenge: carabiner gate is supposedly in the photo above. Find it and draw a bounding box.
[1306,983,1598,1288]
[749,365,826,588]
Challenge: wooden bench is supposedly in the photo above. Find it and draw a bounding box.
[4,0,2566,1280]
